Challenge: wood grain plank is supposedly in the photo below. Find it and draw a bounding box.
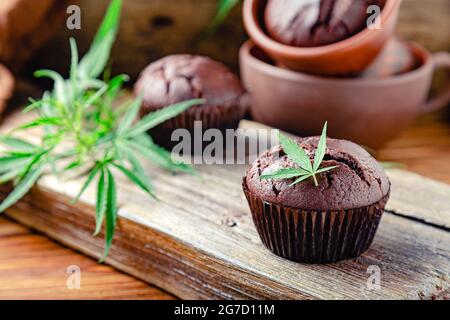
[0,217,175,300]
[1,112,449,300]
[386,169,450,230]
[2,163,450,300]
[0,216,29,237]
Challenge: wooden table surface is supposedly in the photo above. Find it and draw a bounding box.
[0,109,449,300]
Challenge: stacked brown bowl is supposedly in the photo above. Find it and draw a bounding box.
[240,0,450,148]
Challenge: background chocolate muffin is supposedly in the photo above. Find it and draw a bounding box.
[264,0,386,47]
[243,136,390,263]
[134,54,249,149]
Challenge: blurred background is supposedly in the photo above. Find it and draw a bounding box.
[0,0,448,79]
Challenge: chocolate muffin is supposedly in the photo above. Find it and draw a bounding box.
[264,0,386,47]
[134,54,249,150]
[243,136,390,263]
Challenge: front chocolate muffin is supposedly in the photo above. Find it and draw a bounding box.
[243,136,390,263]
[134,54,249,149]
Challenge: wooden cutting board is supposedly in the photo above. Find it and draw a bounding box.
[1,111,449,300]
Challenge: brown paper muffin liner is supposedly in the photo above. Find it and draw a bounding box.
[243,179,390,263]
[145,95,249,150]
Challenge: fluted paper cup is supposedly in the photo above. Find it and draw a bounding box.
[243,179,389,263]
[146,95,249,150]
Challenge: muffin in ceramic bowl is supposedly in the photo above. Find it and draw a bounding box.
[243,133,390,263]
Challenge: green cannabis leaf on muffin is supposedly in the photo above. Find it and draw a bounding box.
[0,0,202,261]
[260,123,338,187]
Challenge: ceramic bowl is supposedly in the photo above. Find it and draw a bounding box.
[239,40,450,148]
[243,0,402,76]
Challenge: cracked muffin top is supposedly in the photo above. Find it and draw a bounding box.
[134,54,247,111]
[264,0,385,47]
[245,137,390,210]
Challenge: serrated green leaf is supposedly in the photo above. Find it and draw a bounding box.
[0,163,45,213]
[116,142,153,188]
[81,31,116,80]
[100,168,117,262]
[125,99,204,138]
[0,136,37,152]
[84,85,108,108]
[69,37,80,100]
[133,133,155,148]
[117,97,142,136]
[94,167,107,236]
[0,168,22,184]
[79,0,122,79]
[129,140,195,175]
[107,74,129,100]
[260,168,306,180]
[80,79,106,90]
[18,150,48,180]
[0,155,32,174]
[69,37,79,82]
[315,166,339,174]
[289,174,313,187]
[64,159,82,171]
[112,162,156,198]
[313,122,328,172]
[14,117,63,131]
[92,0,122,48]
[41,92,55,118]
[3,151,35,158]
[278,132,313,173]
[22,98,50,114]
[73,165,100,204]
[34,70,68,106]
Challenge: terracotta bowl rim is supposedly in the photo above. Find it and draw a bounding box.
[0,64,14,101]
[243,0,401,57]
[240,40,432,86]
